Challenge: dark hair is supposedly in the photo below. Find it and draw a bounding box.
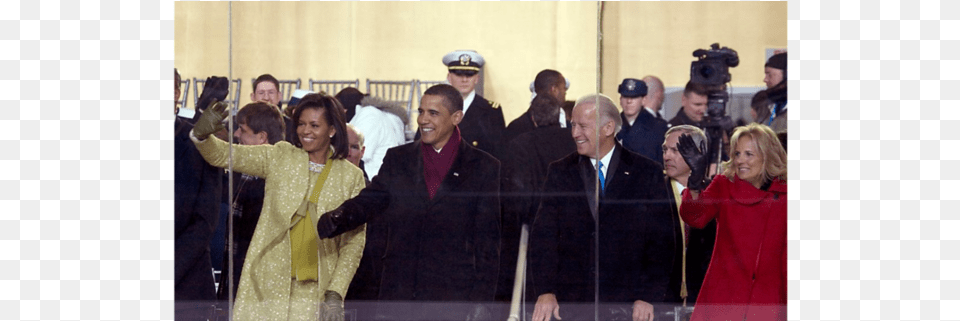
[174,68,181,88]
[530,93,560,127]
[292,93,349,159]
[683,81,711,98]
[423,84,463,113]
[534,69,564,95]
[252,74,280,93]
[237,102,286,145]
[335,87,365,122]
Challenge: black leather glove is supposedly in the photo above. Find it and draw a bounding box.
[320,290,344,321]
[677,133,710,191]
[195,76,229,113]
[316,208,343,239]
[193,101,228,140]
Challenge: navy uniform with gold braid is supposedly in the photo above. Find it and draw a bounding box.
[459,94,505,160]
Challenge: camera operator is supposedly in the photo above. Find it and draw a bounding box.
[675,43,740,177]
[668,81,710,129]
[753,52,787,133]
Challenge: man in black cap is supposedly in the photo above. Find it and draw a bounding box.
[617,78,668,164]
[440,50,506,159]
[754,52,787,132]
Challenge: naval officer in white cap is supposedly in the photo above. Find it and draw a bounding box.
[439,50,506,160]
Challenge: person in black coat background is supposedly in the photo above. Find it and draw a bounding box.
[318,84,501,321]
[498,88,576,303]
[530,94,678,321]
[503,69,568,145]
[174,69,223,320]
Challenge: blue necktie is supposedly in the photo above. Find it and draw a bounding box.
[598,161,606,194]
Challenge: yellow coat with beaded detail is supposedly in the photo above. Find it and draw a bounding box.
[193,134,366,320]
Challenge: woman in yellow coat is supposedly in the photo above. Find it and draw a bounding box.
[191,93,366,321]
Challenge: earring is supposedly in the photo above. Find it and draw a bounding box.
[329,134,334,138]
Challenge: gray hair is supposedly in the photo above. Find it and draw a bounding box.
[346,123,365,147]
[574,94,621,133]
[665,125,708,151]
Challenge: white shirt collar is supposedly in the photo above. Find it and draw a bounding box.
[462,91,476,115]
[589,146,615,178]
[558,108,567,128]
[671,178,686,195]
[644,107,658,117]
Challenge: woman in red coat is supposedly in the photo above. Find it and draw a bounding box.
[677,123,787,321]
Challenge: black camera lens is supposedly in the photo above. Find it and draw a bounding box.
[699,66,715,78]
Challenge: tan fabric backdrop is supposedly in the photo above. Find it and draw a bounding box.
[175,1,786,124]
[175,1,600,125]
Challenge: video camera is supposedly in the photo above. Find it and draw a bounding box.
[690,43,739,171]
[690,43,739,120]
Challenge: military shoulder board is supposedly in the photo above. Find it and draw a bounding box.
[489,101,500,109]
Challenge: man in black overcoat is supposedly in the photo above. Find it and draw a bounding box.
[497,83,576,303]
[529,94,679,321]
[174,69,223,320]
[661,125,717,305]
[318,84,501,321]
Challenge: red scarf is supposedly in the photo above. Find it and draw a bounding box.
[421,126,461,199]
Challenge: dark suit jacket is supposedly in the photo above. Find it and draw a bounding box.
[667,107,701,128]
[662,177,717,304]
[529,145,678,304]
[174,118,222,303]
[332,139,501,302]
[497,125,575,301]
[503,110,535,147]
[459,94,506,160]
[618,111,668,165]
[216,173,265,302]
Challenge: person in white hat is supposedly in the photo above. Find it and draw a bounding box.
[437,50,506,159]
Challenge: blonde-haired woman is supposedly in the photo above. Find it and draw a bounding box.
[677,123,787,321]
[191,93,365,321]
